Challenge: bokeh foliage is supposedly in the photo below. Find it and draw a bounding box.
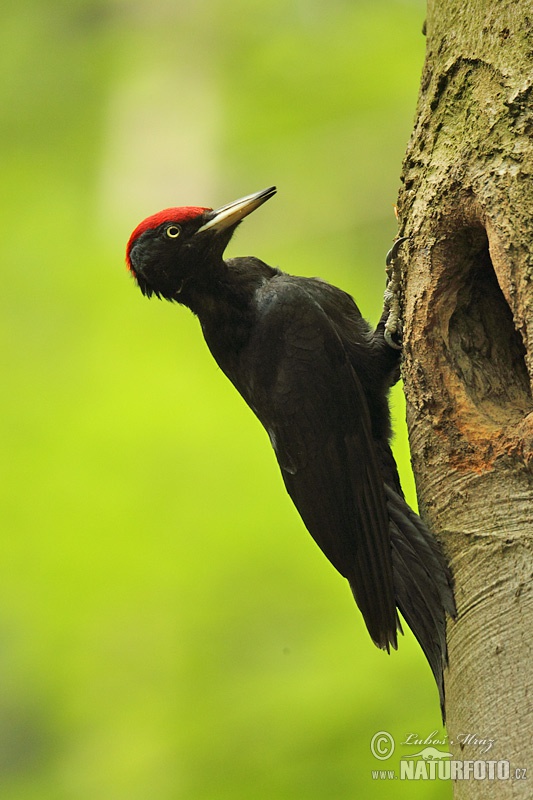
[1,0,451,797]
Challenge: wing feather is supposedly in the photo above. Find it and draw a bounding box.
[247,284,399,650]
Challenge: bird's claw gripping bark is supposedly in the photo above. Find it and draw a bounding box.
[384,236,408,350]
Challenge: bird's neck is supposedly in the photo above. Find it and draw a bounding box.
[185,255,278,362]
[184,256,276,320]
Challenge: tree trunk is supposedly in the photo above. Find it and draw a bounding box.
[396,1,533,797]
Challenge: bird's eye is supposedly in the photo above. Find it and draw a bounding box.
[165,225,181,238]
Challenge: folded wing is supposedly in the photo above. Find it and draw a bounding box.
[250,283,399,651]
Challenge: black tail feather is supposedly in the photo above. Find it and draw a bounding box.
[384,484,456,720]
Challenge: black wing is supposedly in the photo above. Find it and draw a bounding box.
[246,280,399,651]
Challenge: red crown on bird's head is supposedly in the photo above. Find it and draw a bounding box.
[126,206,210,271]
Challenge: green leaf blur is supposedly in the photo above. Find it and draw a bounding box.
[1,1,451,798]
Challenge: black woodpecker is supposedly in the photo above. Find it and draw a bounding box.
[126,187,456,716]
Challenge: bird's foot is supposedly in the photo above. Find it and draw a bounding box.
[383,236,408,350]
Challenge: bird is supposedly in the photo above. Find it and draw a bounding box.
[126,186,456,716]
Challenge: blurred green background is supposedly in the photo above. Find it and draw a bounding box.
[1,0,452,798]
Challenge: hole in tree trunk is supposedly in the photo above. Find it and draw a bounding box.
[446,227,532,425]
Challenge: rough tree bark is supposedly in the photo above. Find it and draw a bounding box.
[395,1,533,797]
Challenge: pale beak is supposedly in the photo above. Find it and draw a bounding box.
[196,186,276,234]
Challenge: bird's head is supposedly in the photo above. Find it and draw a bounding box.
[126,186,276,300]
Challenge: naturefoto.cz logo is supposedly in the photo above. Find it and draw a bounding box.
[370,730,528,782]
